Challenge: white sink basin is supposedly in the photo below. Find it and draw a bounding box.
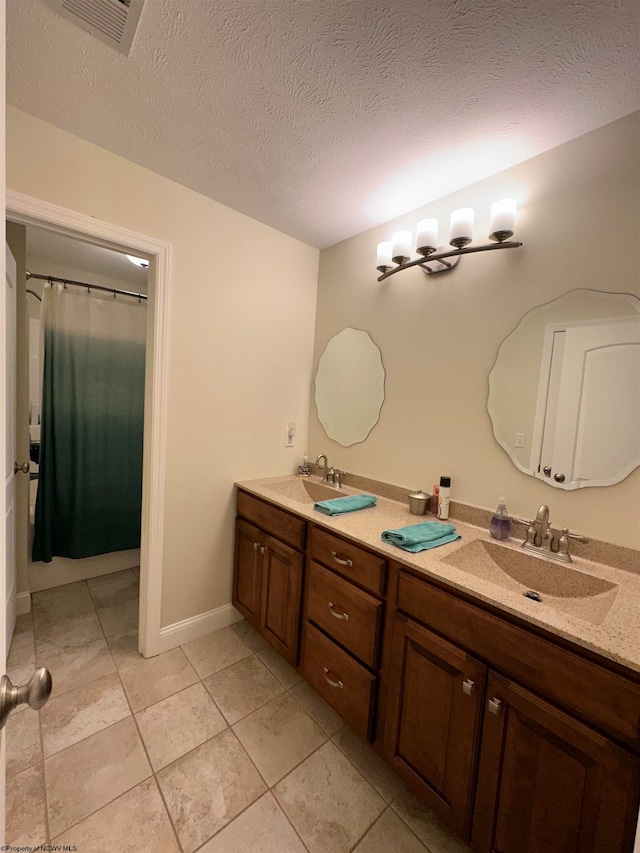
[442,539,619,625]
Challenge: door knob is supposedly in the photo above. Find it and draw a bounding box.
[554,472,566,483]
[0,667,52,729]
[14,461,30,474]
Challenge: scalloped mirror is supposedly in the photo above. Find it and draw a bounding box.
[315,328,385,447]
[488,289,640,490]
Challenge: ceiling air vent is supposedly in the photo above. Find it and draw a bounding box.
[53,0,146,56]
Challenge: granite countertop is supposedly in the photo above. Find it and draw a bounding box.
[236,474,640,675]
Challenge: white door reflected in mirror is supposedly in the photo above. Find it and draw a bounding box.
[488,290,640,490]
[315,328,385,447]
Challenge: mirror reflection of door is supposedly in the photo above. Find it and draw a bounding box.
[532,316,640,489]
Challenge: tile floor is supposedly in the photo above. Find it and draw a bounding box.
[5,568,471,853]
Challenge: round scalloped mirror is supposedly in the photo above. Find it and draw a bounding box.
[315,328,385,447]
[488,289,640,489]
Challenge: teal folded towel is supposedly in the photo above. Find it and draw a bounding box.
[381,521,460,552]
[314,494,377,516]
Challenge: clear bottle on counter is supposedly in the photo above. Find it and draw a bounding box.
[489,497,512,540]
[430,485,439,516]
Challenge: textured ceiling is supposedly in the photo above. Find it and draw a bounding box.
[26,225,148,288]
[7,0,640,248]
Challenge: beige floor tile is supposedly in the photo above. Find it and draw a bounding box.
[6,762,48,847]
[87,568,138,591]
[96,597,139,636]
[119,647,199,711]
[107,628,142,670]
[34,611,105,657]
[158,727,267,853]
[233,692,326,786]
[33,581,95,627]
[39,637,116,698]
[257,645,303,688]
[199,792,306,853]
[7,614,36,670]
[136,682,227,770]
[45,716,151,837]
[231,619,269,651]
[353,808,429,853]
[391,786,472,853]
[52,777,180,852]
[291,680,345,736]
[274,741,385,853]
[6,708,42,777]
[41,671,131,757]
[182,626,252,679]
[332,726,403,802]
[203,653,284,724]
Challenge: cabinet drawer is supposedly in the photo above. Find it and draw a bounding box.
[307,561,383,669]
[237,490,306,551]
[301,621,377,741]
[397,570,640,748]
[310,526,386,595]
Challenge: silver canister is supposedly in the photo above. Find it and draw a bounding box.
[407,488,429,516]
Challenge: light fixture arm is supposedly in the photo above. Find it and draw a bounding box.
[377,239,522,282]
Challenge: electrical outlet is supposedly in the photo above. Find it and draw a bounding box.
[515,433,526,448]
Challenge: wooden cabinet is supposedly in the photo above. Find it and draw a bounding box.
[384,612,487,838]
[301,526,387,741]
[233,491,305,665]
[384,567,640,851]
[233,487,640,852]
[473,672,640,853]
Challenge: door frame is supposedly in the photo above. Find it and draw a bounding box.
[6,189,171,658]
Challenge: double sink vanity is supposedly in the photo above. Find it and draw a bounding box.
[233,472,640,853]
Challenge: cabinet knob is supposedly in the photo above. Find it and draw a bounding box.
[331,551,353,567]
[260,546,268,555]
[253,542,259,551]
[323,667,344,689]
[462,679,475,696]
[488,697,502,715]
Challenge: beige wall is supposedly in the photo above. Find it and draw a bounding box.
[7,106,320,627]
[310,112,640,550]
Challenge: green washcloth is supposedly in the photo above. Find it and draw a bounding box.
[314,494,377,516]
[382,521,460,552]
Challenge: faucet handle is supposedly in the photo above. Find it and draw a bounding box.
[557,527,589,558]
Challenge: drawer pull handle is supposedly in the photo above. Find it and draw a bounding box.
[323,667,344,689]
[488,698,502,715]
[331,551,353,567]
[328,603,349,621]
[462,679,475,696]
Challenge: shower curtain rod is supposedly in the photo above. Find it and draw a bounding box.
[26,271,148,301]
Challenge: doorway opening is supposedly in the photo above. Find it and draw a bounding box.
[6,190,171,658]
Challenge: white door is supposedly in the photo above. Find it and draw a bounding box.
[552,317,640,486]
[1,245,18,840]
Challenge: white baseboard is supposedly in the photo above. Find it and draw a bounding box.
[16,592,31,615]
[158,603,243,654]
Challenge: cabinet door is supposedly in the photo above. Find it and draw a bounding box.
[384,613,487,838]
[232,518,263,627]
[472,672,640,853]
[260,533,303,666]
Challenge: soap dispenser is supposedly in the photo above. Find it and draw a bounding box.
[489,497,511,540]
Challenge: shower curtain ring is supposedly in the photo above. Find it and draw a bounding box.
[113,289,117,299]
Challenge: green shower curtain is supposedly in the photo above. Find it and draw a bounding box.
[32,284,147,563]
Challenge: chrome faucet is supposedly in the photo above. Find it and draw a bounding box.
[521,504,588,563]
[316,454,331,483]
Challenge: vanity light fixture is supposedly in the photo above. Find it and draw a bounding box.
[376,199,522,281]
